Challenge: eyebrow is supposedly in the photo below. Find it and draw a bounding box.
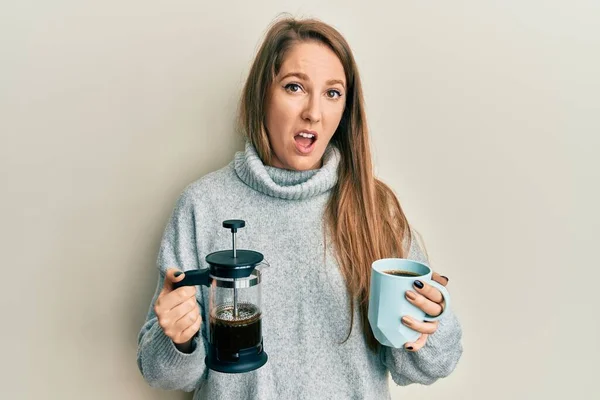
[279,72,346,89]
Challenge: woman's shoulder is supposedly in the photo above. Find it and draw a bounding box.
[175,160,241,207]
[186,160,235,190]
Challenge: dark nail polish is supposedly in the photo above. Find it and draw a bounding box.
[406,346,413,350]
[414,280,424,289]
[441,276,449,282]
[174,271,182,277]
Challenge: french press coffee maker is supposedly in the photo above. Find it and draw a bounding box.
[173,219,268,373]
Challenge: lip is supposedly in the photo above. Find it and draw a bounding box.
[293,129,318,155]
[294,129,319,141]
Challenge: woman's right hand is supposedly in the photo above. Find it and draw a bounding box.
[154,268,202,351]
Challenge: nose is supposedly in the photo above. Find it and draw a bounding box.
[301,94,322,123]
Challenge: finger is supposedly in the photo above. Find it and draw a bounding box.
[412,280,444,304]
[174,307,201,333]
[432,272,449,287]
[404,333,429,352]
[401,316,439,335]
[162,268,186,293]
[162,307,199,342]
[156,297,195,333]
[174,312,202,344]
[156,285,196,313]
[405,290,443,317]
[169,296,198,323]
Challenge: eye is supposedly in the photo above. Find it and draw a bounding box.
[326,89,343,99]
[284,83,303,93]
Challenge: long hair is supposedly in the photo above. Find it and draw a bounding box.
[238,16,412,351]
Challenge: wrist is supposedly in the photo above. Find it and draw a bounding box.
[174,338,195,354]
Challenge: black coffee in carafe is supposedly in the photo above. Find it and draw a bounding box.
[210,303,262,354]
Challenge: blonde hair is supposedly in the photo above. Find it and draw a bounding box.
[238,16,412,351]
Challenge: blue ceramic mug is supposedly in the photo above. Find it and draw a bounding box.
[368,258,451,348]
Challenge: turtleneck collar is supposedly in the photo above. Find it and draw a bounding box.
[234,141,340,200]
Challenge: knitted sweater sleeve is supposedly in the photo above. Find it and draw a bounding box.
[136,188,208,392]
[380,231,463,385]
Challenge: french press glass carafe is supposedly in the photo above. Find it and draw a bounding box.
[173,219,268,373]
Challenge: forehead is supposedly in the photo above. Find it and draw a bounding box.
[279,41,345,83]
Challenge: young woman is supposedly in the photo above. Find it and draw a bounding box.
[137,17,462,400]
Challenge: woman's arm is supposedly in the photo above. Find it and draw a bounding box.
[381,231,463,385]
[136,188,208,392]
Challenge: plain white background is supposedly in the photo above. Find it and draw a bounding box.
[1,1,598,399]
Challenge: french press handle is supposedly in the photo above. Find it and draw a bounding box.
[172,269,211,289]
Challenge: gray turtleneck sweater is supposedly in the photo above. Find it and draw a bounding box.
[137,143,463,399]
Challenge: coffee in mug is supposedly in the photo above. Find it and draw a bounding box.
[383,270,421,277]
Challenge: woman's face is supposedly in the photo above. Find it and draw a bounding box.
[265,41,346,171]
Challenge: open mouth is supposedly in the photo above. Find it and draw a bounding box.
[294,131,317,154]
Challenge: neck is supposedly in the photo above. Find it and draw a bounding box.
[233,141,340,200]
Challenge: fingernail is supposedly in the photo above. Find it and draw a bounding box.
[441,276,449,282]
[174,271,183,277]
[406,291,416,300]
[401,316,412,325]
[414,280,424,289]
[406,346,413,350]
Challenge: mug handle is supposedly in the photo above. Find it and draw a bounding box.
[422,280,451,322]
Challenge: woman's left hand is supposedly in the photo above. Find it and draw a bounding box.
[401,272,449,352]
